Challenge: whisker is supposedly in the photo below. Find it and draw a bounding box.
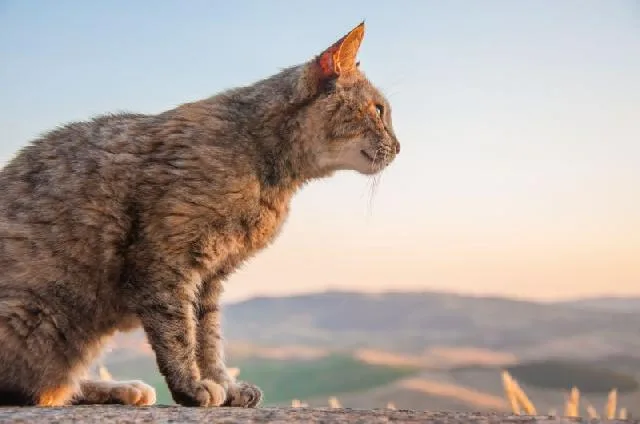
[364,144,389,218]
[383,75,408,92]
[366,170,384,219]
[370,147,380,173]
[380,76,407,99]
[384,89,402,99]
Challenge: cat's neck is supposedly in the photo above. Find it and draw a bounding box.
[183,66,325,191]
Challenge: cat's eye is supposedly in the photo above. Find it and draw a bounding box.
[374,103,384,118]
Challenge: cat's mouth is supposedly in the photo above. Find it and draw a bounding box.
[358,147,396,174]
[360,149,376,163]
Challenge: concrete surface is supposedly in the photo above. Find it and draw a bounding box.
[0,407,635,423]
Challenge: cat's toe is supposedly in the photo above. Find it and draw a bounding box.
[194,379,226,407]
[128,380,156,406]
[223,381,262,408]
[110,383,143,405]
[106,380,156,406]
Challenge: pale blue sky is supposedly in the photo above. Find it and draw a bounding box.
[1,1,639,301]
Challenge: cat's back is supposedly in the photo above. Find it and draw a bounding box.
[0,112,148,196]
[1,112,148,187]
[0,113,150,286]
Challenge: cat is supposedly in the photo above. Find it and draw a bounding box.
[0,21,400,407]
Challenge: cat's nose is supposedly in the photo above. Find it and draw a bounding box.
[395,142,401,155]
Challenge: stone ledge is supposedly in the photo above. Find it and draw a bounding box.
[0,407,634,424]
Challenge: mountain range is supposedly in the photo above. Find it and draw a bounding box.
[221,291,640,360]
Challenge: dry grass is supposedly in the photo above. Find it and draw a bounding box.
[563,387,579,417]
[501,371,535,414]
[606,388,617,419]
[501,370,629,419]
[619,408,628,420]
[586,403,599,419]
[290,399,308,407]
[309,370,633,417]
[328,396,342,408]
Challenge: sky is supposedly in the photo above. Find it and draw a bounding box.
[1,0,638,303]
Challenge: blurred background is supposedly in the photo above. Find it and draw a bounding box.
[1,0,639,416]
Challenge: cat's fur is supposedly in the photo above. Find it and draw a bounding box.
[0,22,399,407]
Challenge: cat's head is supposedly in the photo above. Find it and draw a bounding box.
[294,22,400,177]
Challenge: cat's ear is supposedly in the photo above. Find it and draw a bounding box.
[295,22,365,102]
[315,22,365,80]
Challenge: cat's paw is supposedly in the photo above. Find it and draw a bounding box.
[223,381,263,408]
[109,380,157,406]
[174,379,226,407]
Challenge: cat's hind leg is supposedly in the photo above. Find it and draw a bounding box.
[74,379,156,406]
[37,385,78,406]
[0,385,77,406]
[0,308,80,406]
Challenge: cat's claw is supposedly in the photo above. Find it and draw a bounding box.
[223,381,263,408]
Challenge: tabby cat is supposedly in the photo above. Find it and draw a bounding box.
[0,22,400,407]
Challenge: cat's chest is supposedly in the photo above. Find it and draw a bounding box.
[243,193,291,252]
[196,188,294,274]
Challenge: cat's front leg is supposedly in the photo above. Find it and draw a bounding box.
[196,275,262,408]
[136,268,226,407]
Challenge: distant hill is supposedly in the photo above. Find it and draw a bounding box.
[554,297,640,313]
[222,291,640,360]
[104,290,640,361]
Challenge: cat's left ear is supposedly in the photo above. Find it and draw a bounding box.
[315,22,365,80]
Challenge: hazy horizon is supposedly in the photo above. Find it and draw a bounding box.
[219,286,640,305]
[1,1,638,303]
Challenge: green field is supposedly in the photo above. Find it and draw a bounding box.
[106,354,419,405]
[234,354,418,404]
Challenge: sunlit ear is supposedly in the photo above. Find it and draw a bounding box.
[315,22,365,80]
